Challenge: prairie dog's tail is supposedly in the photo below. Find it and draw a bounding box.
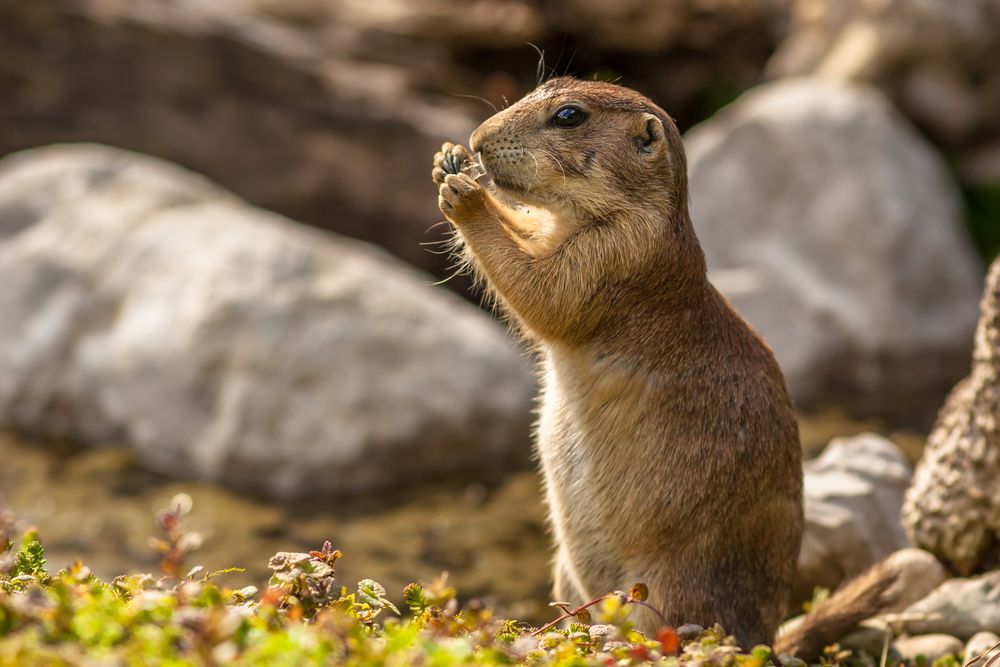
[774,552,923,662]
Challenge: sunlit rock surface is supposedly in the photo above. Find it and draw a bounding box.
[903,256,1000,574]
[798,432,913,597]
[687,78,982,420]
[0,144,534,498]
[769,0,1000,186]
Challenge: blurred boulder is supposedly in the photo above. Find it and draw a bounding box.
[535,0,788,114]
[0,0,479,285]
[768,0,1000,186]
[872,549,949,613]
[903,257,1000,575]
[897,571,1000,640]
[686,78,982,420]
[544,0,787,53]
[0,144,534,499]
[797,433,913,598]
[0,0,788,298]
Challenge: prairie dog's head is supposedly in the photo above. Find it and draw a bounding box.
[469,77,688,223]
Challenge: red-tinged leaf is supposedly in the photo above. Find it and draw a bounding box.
[630,644,651,661]
[658,626,679,655]
[260,586,286,607]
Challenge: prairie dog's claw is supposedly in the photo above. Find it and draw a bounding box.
[432,143,476,184]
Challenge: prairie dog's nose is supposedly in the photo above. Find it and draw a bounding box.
[470,125,486,153]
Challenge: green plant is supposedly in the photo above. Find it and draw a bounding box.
[0,496,963,666]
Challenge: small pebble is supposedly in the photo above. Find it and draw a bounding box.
[893,634,963,662]
[677,624,705,641]
[964,632,1000,665]
[777,655,807,667]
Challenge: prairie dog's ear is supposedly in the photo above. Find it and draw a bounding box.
[633,112,666,157]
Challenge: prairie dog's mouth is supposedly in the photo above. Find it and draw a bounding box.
[473,152,526,194]
[488,172,524,193]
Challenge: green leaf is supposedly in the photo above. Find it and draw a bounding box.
[14,531,46,578]
[403,583,430,614]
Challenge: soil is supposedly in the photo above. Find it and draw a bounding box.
[0,412,924,625]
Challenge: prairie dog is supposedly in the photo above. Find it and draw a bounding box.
[432,76,803,646]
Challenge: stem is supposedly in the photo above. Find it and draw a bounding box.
[530,594,613,637]
[628,599,669,627]
[530,593,673,638]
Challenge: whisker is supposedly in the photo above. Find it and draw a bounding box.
[523,148,542,195]
[424,220,453,233]
[553,36,567,80]
[426,267,466,287]
[421,246,457,256]
[448,91,497,114]
[538,146,567,190]
[563,48,578,76]
[528,42,546,86]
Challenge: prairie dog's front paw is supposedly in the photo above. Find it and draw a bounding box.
[438,172,486,222]
[432,143,476,185]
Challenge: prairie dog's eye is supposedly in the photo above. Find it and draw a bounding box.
[551,105,586,128]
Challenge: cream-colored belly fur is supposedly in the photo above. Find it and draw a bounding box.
[536,345,648,602]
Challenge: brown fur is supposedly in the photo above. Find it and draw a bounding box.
[431,77,883,656]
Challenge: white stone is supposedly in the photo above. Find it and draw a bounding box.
[893,634,963,663]
[0,144,535,498]
[900,572,1000,640]
[686,78,982,418]
[798,433,913,595]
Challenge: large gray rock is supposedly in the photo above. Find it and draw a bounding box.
[903,257,1000,575]
[0,0,483,289]
[768,0,1000,186]
[686,78,982,419]
[0,0,785,294]
[797,433,913,597]
[0,144,534,499]
[877,549,950,613]
[898,571,1000,640]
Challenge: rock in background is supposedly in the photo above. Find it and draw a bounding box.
[797,433,912,598]
[0,0,786,290]
[769,0,1000,191]
[0,144,535,499]
[3,0,992,421]
[896,571,1000,639]
[903,256,1000,574]
[686,78,983,419]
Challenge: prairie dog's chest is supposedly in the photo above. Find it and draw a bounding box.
[535,349,649,527]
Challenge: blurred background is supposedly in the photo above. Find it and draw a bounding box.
[0,0,998,622]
